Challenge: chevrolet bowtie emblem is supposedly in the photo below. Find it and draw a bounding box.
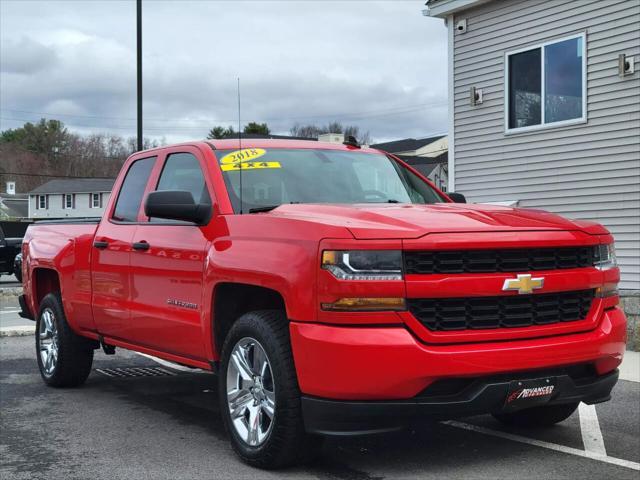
[502,274,544,295]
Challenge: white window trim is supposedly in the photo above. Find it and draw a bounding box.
[91,193,100,208]
[64,194,73,209]
[38,195,47,209]
[504,32,587,135]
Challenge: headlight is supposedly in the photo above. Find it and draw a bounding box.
[594,243,617,270]
[321,250,403,280]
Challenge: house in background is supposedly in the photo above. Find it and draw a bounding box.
[424,0,639,293]
[372,135,449,191]
[0,182,29,219]
[0,194,29,219]
[29,178,115,219]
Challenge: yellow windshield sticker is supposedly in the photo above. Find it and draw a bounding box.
[218,148,281,171]
[220,148,266,165]
[221,161,281,171]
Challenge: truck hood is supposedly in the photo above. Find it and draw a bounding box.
[269,203,608,239]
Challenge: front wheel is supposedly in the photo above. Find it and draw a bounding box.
[219,310,322,469]
[492,402,579,427]
[36,293,94,387]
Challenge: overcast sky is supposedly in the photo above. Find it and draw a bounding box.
[0,0,447,144]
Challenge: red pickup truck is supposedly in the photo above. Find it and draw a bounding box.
[20,139,626,468]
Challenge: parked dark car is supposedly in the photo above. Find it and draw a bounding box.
[0,226,22,279]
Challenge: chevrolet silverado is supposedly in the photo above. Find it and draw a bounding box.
[20,139,626,468]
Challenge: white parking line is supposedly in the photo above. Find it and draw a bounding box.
[134,352,211,374]
[443,420,640,471]
[579,402,607,455]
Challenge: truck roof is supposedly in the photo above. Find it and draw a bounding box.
[132,139,381,156]
[206,139,379,152]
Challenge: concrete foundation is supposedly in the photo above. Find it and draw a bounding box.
[621,290,639,352]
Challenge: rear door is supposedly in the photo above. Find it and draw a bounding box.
[91,155,157,339]
[127,146,212,359]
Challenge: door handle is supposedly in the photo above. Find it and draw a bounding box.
[93,240,109,249]
[132,241,150,251]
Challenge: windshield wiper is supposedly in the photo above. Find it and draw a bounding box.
[248,202,300,214]
[387,199,400,203]
[248,205,280,213]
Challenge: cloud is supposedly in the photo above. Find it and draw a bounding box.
[0,37,58,74]
[0,1,448,144]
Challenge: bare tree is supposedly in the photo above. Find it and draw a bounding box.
[289,121,371,144]
[0,119,165,193]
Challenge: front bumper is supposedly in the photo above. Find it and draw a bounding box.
[290,306,627,434]
[302,369,618,435]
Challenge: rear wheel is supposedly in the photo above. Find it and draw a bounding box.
[36,293,94,387]
[219,310,322,469]
[492,402,579,427]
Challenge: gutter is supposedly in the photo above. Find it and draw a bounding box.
[422,0,491,18]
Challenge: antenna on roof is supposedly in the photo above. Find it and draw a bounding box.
[237,77,244,214]
[343,135,361,149]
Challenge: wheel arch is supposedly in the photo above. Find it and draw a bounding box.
[212,282,287,357]
[32,268,62,309]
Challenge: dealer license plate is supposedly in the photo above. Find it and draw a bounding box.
[503,377,557,412]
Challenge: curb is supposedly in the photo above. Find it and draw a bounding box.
[0,325,35,337]
[0,288,22,298]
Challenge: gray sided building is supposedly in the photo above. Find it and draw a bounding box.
[425,0,640,292]
[29,178,114,219]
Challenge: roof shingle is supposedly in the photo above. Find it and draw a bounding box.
[29,178,115,195]
[371,135,445,153]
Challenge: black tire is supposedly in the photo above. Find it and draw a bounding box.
[14,264,22,283]
[219,310,322,469]
[492,402,579,427]
[36,292,94,387]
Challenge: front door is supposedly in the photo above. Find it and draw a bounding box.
[91,155,157,339]
[128,148,212,359]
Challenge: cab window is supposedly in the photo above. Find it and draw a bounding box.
[112,156,156,222]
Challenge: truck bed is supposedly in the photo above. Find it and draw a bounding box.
[23,220,101,333]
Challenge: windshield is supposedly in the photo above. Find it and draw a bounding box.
[215,148,446,213]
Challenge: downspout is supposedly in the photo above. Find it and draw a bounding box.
[446,14,455,193]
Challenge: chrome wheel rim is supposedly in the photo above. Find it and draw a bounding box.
[226,337,275,447]
[38,308,59,377]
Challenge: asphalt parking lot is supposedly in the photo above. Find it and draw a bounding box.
[0,286,24,332]
[0,274,21,289]
[1,335,638,480]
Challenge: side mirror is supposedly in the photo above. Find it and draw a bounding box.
[448,192,467,203]
[145,190,211,224]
